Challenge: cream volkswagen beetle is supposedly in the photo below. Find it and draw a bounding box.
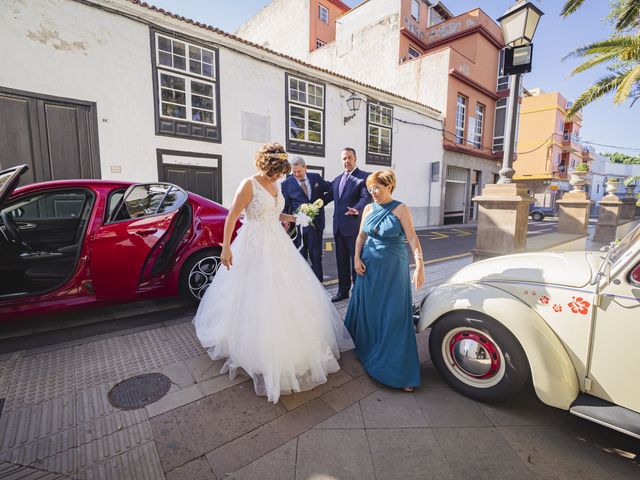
[417,224,640,438]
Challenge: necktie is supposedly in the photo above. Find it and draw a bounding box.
[338,172,349,197]
[300,180,309,199]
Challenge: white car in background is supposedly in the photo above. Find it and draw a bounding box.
[417,223,640,438]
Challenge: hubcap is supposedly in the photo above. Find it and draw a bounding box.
[442,327,506,388]
[188,255,221,300]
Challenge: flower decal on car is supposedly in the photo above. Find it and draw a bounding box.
[568,297,590,315]
[538,295,549,305]
[553,304,563,312]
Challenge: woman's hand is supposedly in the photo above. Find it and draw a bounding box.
[412,265,425,290]
[354,257,366,276]
[221,245,233,270]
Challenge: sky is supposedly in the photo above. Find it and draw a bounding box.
[148,0,638,155]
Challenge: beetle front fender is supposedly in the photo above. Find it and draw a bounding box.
[418,283,579,410]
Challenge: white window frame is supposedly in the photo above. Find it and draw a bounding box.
[367,103,393,157]
[156,33,216,81]
[493,97,507,151]
[474,103,485,149]
[408,45,421,59]
[455,95,467,145]
[411,0,420,21]
[497,49,509,92]
[319,4,329,23]
[316,39,326,49]
[157,70,216,126]
[288,76,324,145]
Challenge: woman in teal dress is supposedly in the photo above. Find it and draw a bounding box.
[344,170,425,391]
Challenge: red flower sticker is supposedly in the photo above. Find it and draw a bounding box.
[568,297,590,315]
[524,290,529,295]
[539,295,549,305]
[553,304,562,312]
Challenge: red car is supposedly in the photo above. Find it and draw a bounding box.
[0,165,234,320]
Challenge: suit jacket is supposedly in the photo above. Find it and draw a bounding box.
[282,172,332,230]
[326,168,371,237]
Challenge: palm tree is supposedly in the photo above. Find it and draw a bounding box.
[560,0,640,117]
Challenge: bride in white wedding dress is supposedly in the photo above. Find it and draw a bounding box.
[194,142,354,403]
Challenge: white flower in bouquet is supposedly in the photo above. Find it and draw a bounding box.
[295,199,324,227]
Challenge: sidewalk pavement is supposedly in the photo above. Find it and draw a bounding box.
[0,224,638,479]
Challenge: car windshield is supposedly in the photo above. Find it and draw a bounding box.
[610,224,640,265]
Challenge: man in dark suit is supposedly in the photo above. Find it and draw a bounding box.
[282,156,332,282]
[326,147,371,302]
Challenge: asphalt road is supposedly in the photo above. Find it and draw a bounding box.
[319,219,558,284]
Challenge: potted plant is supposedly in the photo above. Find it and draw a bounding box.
[606,176,620,195]
[569,162,589,192]
[623,175,639,197]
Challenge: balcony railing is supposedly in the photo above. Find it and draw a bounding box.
[562,132,581,152]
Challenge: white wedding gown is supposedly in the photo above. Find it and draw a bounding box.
[193,177,354,403]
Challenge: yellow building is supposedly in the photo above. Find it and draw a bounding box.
[514,88,593,206]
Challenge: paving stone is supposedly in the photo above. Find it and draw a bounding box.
[145,384,203,418]
[206,424,283,478]
[157,361,195,389]
[149,411,199,473]
[477,389,570,427]
[0,427,77,475]
[5,348,75,411]
[172,383,285,459]
[314,403,364,430]
[0,461,72,479]
[367,428,453,480]
[320,375,379,412]
[184,354,225,383]
[434,427,536,480]
[166,457,216,480]
[76,384,119,425]
[228,439,296,480]
[414,385,493,427]
[164,322,207,360]
[0,358,16,398]
[0,393,75,451]
[295,429,375,480]
[123,329,182,374]
[77,441,164,480]
[338,349,366,378]
[360,389,428,429]
[197,374,249,397]
[77,409,148,445]
[499,425,619,479]
[74,338,133,391]
[78,419,153,469]
[419,361,448,388]
[279,369,352,411]
[269,399,334,441]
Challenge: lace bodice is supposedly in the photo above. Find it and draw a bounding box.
[245,177,285,223]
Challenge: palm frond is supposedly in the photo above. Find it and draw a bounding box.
[614,65,640,102]
[564,35,640,61]
[567,73,626,118]
[570,50,630,74]
[616,0,640,30]
[561,0,587,17]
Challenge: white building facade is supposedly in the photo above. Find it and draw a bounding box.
[0,0,444,228]
[589,153,640,204]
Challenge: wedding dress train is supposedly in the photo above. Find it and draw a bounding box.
[193,177,353,403]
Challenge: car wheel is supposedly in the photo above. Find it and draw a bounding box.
[531,212,544,222]
[428,311,530,402]
[180,248,222,303]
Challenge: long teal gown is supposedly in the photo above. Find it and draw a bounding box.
[344,200,421,389]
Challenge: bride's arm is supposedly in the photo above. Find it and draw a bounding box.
[221,179,253,269]
[279,213,296,223]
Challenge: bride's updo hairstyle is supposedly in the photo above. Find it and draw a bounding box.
[255,142,291,179]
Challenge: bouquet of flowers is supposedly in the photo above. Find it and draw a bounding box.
[295,199,324,228]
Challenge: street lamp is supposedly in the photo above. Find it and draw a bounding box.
[343,93,362,124]
[496,1,543,184]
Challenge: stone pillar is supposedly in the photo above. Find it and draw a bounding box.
[472,183,533,261]
[593,194,622,243]
[556,191,591,235]
[620,189,637,221]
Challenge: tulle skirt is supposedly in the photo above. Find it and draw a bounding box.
[193,220,354,403]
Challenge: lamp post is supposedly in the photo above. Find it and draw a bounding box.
[496,0,543,184]
[343,93,362,124]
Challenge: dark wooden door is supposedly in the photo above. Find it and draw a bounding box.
[0,88,100,185]
[161,163,221,202]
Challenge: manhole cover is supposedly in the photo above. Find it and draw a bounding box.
[108,373,171,410]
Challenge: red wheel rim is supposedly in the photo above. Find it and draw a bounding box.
[448,330,501,380]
